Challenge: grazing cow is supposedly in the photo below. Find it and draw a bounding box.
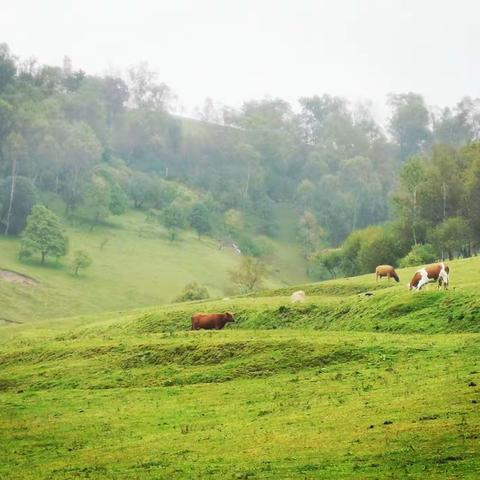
[191,312,235,330]
[409,263,450,291]
[291,290,306,303]
[375,265,400,283]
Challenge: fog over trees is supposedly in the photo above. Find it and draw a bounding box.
[1,42,480,279]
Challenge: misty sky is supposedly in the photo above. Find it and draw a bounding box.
[2,0,478,116]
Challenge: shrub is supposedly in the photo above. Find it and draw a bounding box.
[312,249,343,279]
[235,234,274,258]
[175,282,210,303]
[399,243,437,267]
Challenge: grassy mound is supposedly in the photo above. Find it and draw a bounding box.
[1,330,479,479]
[1,256,480,478]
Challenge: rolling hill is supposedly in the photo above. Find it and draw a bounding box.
[1,258,480,478]
[0,209,308,324]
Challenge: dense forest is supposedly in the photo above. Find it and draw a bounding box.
[1,42,480,281]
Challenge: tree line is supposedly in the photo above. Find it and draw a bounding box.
[314,142,480,279]
[1,43,480,281]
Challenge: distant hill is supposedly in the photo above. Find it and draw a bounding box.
[0,209,308,324]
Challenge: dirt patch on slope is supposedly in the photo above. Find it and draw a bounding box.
[0,269,38,286]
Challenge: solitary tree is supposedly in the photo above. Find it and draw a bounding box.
[228,256,267,294]
[20,204,68,264]
[71,250,92,276]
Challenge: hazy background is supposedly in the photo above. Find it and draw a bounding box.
[2,0,478,116]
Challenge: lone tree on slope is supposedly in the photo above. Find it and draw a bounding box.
[71,250,93,276]
[20,204,68,264]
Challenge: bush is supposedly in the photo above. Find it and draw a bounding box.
[235,234,274,258]
[311,249,343,279]
[357,232,400,273]
[228,256,267,294]
[175,282,210,302]
[399,244,437,267]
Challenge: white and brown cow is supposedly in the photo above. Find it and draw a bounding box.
[408,263,450,291]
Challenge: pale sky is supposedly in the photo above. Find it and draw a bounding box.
[2,0,478,117]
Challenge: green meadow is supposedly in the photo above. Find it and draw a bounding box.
[1,256,480,478]
[0,210,308,324]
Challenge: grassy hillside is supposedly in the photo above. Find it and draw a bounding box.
[1,257,480,478]
[0,210,308,323]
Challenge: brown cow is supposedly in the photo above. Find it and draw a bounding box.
[191,312,235,330]
[375,265,400,283]
[409,263,450,291]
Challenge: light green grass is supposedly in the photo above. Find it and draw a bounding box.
[0,210,308,323]
[1,256,480,478]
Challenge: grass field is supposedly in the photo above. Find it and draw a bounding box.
[1,257,480,478]
[0,210,308,324]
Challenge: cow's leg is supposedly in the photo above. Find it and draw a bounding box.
[416,277,430,291]
[439,271,449,290]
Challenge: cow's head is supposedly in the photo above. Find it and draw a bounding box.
[224,312,235,322]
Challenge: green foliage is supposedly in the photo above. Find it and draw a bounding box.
[94,164,129,215]
[224,209,245,234]
[0,43,16,92]
[162,202,187,240]
[228,256,267,294]
[357,230,401,273]
[297,211,323,259]
[234,233,275,259]
[399,243,437,267]
[128,172,157,208]
[189,202,212,238]
[429,217,473,260]
[71,249,92,276]
[312,249,343,279]
[81,176,111,230]
[388,92,432,160]
[20,204,68,263]
[175,282,210,302]
[0,176,37,235]
[340,228,369,276]
[338,225,405,277]
[0,97,14,141]
[109,183,128,215]
[3,41,480,277]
